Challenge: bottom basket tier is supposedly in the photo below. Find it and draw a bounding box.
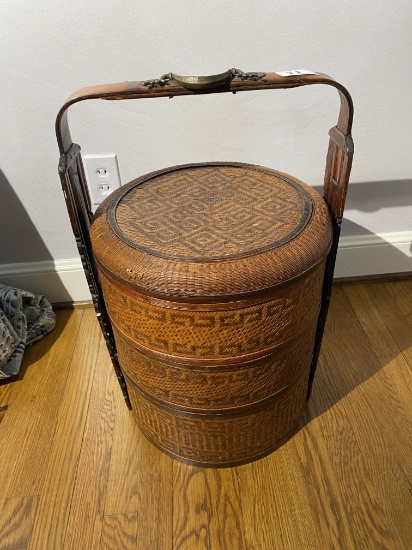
[125,368,309,467]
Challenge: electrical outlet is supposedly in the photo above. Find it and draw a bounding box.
[83,154,121,208]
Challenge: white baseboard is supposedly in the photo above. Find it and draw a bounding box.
[0,259,90,304]
[334,231,412,278]
[0,232,411,303]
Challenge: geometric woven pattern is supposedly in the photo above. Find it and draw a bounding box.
[90,161,332,465]
[114,165,312,260]
[101,261,324,360]
[127,369,310,466]
[114,323,316,410]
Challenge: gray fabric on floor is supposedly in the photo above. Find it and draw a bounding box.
[0,284,56,379]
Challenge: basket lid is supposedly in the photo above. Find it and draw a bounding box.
[91,162,332,301]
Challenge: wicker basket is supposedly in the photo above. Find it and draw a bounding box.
[90,163,331,466]
[56,70,354,467]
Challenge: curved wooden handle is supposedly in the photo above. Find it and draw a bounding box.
[56,69,353,221]
[56,71,353,143]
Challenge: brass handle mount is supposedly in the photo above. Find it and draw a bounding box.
[143,69,266,90]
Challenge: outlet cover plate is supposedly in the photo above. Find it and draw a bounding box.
[83,154,121,208]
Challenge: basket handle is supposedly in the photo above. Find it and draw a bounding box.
[56,68,353,221]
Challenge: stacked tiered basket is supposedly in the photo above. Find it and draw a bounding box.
[56,69,353,466]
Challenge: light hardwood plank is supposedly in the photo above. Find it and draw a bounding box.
[28,308,102,550]
[0,496,38,550]
[341,284,412,477]
[236,430,355,550]
[343,283,412,398]
[0,318,55,412]
[63,344,118,550]
[0,310,83,500]
[100,513,138,550]
[0,404,7,424]
[103,397,144,516]
[368,280,412,370]
[104,385,173,549]
[312,287,412,548]
[285,426,356,549]
[173,464,246,550]
[0,387,13,413]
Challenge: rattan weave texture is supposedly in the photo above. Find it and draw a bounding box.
[127,369,310,466]
[115,165,311,260]
[91,163,332,299]
[114,322,316,411]
[100,263,323,361]
[91,162,332,466]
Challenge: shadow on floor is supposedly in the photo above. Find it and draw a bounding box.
[305,276,412,423]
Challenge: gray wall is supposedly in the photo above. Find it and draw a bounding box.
[1,0,411,265]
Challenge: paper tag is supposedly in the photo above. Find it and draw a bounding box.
[276,70,318,77]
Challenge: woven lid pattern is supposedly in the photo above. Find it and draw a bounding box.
[91,163,332,299]
[113,165,312,261]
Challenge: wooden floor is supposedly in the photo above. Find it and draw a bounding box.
[0,280,411,549]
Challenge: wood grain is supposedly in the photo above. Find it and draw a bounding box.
[100,513,138,550]
[0,310,82,500]
[364,280,412,369]
[173,464,246,550]
[0,496,38,550]
[0,404,7,424]
[313,286,412,548]
[63,346,118,549]
[28,308,101,550]
[237,433,354,550]
[104,370,173,549]
[0,282,411,549]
